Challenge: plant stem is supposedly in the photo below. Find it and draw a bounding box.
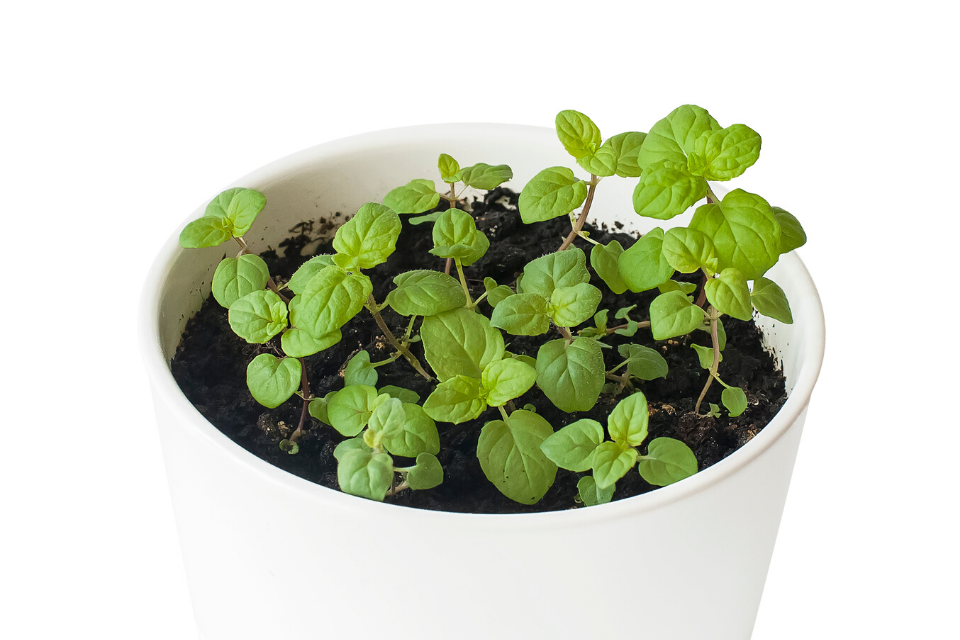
[498,405,510,421]
[365,295,432,380]
[455,259,473,306]
[558,175,599,251]
[605,320,651,335]
[694,308,721,414]
[385,480,410,497]
[557,326,573,340]
[695,270,709,308]
[443,184,457,275]
[705,184,720,204]
[288,358,312,444]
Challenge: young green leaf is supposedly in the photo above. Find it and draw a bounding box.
[483,277,514,308]
[694,124,762,181]
[618,344,669,380]
[608,392,649,447]
[337,448,394,502]
[423,375,485,424]
[459,163,513,190]
[406,452,444,490]
[637,105,721,170]
[555,110,601,159]
[661,228,719,274]
[722,386,748,417]
[593,309,609,334]
[332,203,402,270]
[333,436,369,461]
[365,396,407,448]
[481,358,537,407]
[550,283,602,328]
[590,241,627,294]
[477,410,557,505]
[618,228,675,292]
[508,353,538,368]
[409,211,442,226]
[344,350,378,387]
[690,343,720,369]
[204,187,267,236]
[287,255,336,295]
[297,266,372,338]
[540,418,604,472]
[592,441,638,490]
[751,277,793,323]
[518,167,588,224]
[179,216,233,248]
[308,391,338,425]
[657,279,698,295]
[637,437,698,486]
[615,321,638,337]
[377,385,420,404]
[707,403,722,419]
[430,208,488,264]
[522,247,590,298]
[281,326,341,358]
[386,270,466,317]
[327,384,378,437]
[212,255,270,308]
[438,153,462,183]
[383,179,440,214]
[579,131,647,178]
[228,290,288,343]
[421,308,505,381]
[696,318,727,351]
[246,354,301,409]
[689,189,781,281]
[649,290,706,340]
[577,475,615,506]
[772,207,806,254]
[632,160,707,220]
[705,268,753,321]
[490,292,550,336]
[381,404,440,458]
[576,143,618,177]
[536,337,605,413]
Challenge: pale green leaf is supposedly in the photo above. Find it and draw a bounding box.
[333,436,369,461]
[211,255,270,309]
[694,124,762,181]
[377,385,420,404]
[705,268,753,321]
[637,105,721,170]
[179,216,233,248]
[483,277,514,308]
[638,437,698,486]
[409,211,442,226]
[406,452,443,490]
[662,227,719,274]
[246,354,301,409]
[550,283,602,328]
[327,385,378,437]
[590,241,627,294]
[489,292,550,336]
[690,343,720,369]
[657,279,698,295]
[481,358,537,407]
[592,441,638,489]
[535,337,605,413]
[649,290,705,340]
[459,163,513,190]
[618,344,669,380]
[518,167,588,224]
[308,391,337,425]
[477,409,557,505]
[287,255,336,295]
[383,179,440,214]
[540,418,604,472]
[332,203,402,269]
[555,110,601,159]
[386,270,466,317]
[751,277,793,324]
[423,375,485,424]
[772,207,806,254]
[608,392,649,447]
[580,131,646,178]
[522,247,590,298]
[337,449,394,502]
[618,227,674,292]
[722,386,748,417]
[228,290,288,343]
[438,153,461,183]
[632,161,707,220]
[204,187,267,236]
[381,404,440,458]
[689,189,781,281]
[298,266,372,338]
[344,350,378,387]
[578,475,614,506]
[281,326,341,358]
[421,308,505,381]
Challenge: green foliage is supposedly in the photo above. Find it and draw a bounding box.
[179,187,266,247]
[577,475,615,506]
[377,385,420,404]
[381,404,439,457]
[691,343,720,369]
[522,247,590,297]
[555,110,601,160]
[337,447,394,501]
[406,453,444,490]
[705,268,753,321]
[540,419,604,472]
[459,163,513,190]
[490,293,551,335]
[421,308,504,381]
[281,326,340,358]
[246,354,301,408]
[212,254,270,308]
[579,131,646,178]
[536,337,604,412]
[478,409,557,504]
[618,228,674,292]
[649,290,705,340]
[327,385,378,437]
[179,216,233,248]
[772,207,806,254]
[694,124,762,181]
[722,386,748,416]
[344,350,378,387]
[438,153,462,183]
[590,241,627,294]
[424,357,536,423]
[430,208,489,265]
[638,105,721,170]
[632,160,708,220]
[518,167,588,223]
[618,343,669,380]
[297,266,372,339]
[287,255,336,294]
[662,228,718,275]
[332,203,402,270]
[483,277,514,308]
[386,270,466,316]
[228,290,288,343]
[689,189,781,281]
[637,438,698,486]
[751,276,793,323]
[383,179,441,214]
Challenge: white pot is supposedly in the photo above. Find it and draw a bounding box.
[140,124,825,640]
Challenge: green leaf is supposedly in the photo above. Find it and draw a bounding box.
[383,179,440,214]
[657,279,698,295]
[638,437,698,486]
[327,385,378,437]
[179,216,233,248]
[430,208,487,263]
[365,396,407,448]
[483,277,514,308]
[245,354,301,408]
[590,241,627,294]
[577,475,614,506]
[344,350,378,387]
[333,436,369,461]
[592,441,638,489]
[386,270,466,317]
[281,326,341,358]
[615,321,638,337]
[459,163,513,190]
[509,353,538,368]
[751,277,793,324]
[576,143,618,177]
[297,266,372,338]
[481,358,537,407]
[540,418,604,472]
[211,255,270,309]
[618,344,669,380]
[337,448,394,502]
[696,318,728,351]
[377,385,420,404]
[593,309,608,333]
[406,452,443,490]
[423,375,485,424]
[518,167,588,224]
[204,188,267,236]
[555,110,601,159]
[662,228,719,274]
[772,207,806,254]
[477,410,557,505]
[632,161,707,220]
[608,392,649,447]
[438,153,461,183]
[550,283,602,328]
[705,268,753,321]
[618,228,674,292]
[689,189,781,281]
[421,308,505,381]
[580,131,646,178]
[722,386,748,417]
[691,343,720,369]
[649,290,705,340]
[287,255,336,295]
[308,391,337,425]
[522,247,590,298]
[638,105,721,170]
[381,404,440,458]
[409,211,442,226]
[332,203,402,270]
[694,124,762,181]
[536,337,605,413]
[228,290,288,343]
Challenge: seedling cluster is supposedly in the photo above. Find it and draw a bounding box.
[179,105,805,506]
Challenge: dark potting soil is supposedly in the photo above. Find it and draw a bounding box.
[171,187,787,514]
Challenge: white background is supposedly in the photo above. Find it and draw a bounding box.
[2,1,958,638]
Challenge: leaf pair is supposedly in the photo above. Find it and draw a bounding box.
[490,282,602,336]
[179,188,266,248]
[423,358,537,424]
[326,385,440,458]
[383,153,513,215]
[430,208,489,265]
[555,110,645,178]
[420,308,505,382]
[477,409,557,505]
[334,438,443,501]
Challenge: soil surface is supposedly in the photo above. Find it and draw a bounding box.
[172,187,787,513]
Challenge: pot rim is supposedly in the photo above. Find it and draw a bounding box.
[139,123,825,529]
